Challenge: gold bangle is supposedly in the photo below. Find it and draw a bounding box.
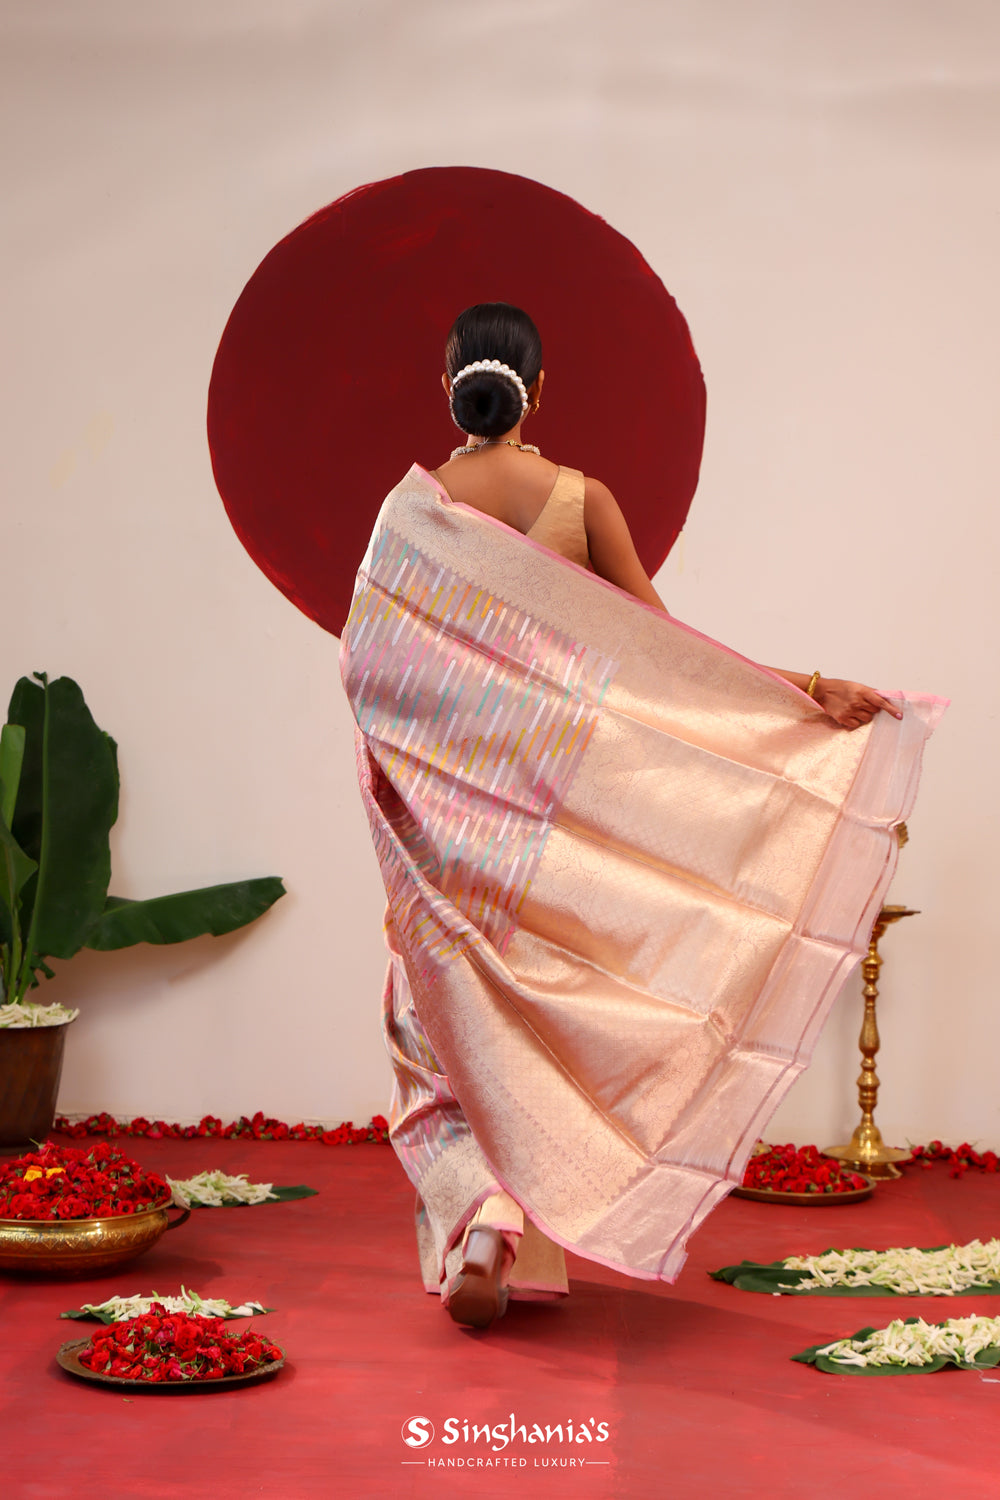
[806,671,821,699]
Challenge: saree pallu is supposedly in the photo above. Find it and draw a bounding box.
[340,464,945,1290]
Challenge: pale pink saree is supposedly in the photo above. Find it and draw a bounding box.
[340,464,944,1296]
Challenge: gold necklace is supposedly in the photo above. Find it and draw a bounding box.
[450,439,541,458]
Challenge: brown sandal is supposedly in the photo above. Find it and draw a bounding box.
[447,1227,510,1329]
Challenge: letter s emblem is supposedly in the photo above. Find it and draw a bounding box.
[401,1417,435,1448]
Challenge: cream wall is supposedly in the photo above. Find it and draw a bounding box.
[3,2,996,1145]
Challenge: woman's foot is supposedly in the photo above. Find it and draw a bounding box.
[447,1226,509,1329]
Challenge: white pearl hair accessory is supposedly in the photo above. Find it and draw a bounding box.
[449,359,529,415]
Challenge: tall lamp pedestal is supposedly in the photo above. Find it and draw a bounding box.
[824,904,919,1180]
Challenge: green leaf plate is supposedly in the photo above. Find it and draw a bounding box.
[711,1248,1000,1296]
[182,1184,318,1207]
[793,1317,1000,1374]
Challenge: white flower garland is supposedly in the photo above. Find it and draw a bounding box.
[817,1314,1000,1368]
[73,1288,267,1321]
[782,1239,1000,1296]
[167,1170,278,1208]
[0,1001,79,1028]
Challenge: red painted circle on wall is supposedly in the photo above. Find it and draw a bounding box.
[208,167,705,637]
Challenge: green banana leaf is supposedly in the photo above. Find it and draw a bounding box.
[84,877,286,951]
[2,674,284,998]
[0,722,29,952]
[10,676,118,974]
[0,819,36,913]
[0,818,37,959]
[6,678,44,874]
[0,723,25,829]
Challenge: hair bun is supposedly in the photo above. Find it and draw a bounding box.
[445,304,542,439]
[450,371,524,439]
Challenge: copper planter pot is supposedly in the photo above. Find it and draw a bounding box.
[0,1202,190,1277]
[0,1021,72,1153]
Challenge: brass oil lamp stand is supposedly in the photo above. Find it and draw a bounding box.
[824,901,919,1180]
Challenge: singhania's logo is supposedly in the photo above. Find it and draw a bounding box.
[401,1414,610,1453]
[401,1417,435,1449]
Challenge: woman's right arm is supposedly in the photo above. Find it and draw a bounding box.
[584,478,901,732]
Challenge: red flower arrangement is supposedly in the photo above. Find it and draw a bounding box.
[907,1142,1000,1179]
[78,1307,283,1382]
[0,1141,170,1221]
[743,1143,869,1195]
[54,1110,390,1146]
[742,1140,1000,1192]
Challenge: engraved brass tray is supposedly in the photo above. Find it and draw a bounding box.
[0,1202,190,1277]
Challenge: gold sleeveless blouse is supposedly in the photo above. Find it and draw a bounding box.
[525,465,589,569]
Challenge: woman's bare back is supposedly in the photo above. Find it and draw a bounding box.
[433,449,562,535]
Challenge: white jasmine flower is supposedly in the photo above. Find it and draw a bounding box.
[0,1001,79,1028]
[166,1170,278,1208]
[817,1314,1000,1369]
[783,1240,1000,1297]
[73,1287,268,1321]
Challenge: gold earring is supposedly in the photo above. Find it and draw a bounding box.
[530,399,540,415]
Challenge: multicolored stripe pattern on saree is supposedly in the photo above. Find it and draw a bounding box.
[343,524,617,966]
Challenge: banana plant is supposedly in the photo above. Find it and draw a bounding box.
[0,674,285,1008]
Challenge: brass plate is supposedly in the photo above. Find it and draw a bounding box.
[732,1176,875,1206]
[56,1337,285,1392]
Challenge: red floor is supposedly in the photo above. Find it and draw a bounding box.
[3,1134,999,1500]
